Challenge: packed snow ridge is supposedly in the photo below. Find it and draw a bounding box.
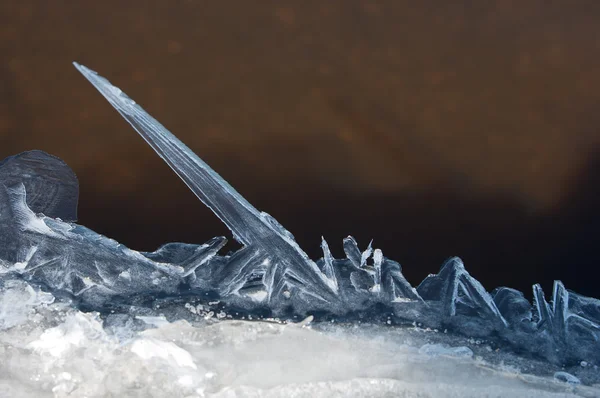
[0,63,599,375]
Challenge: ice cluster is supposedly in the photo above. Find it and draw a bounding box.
[1,63,599,392]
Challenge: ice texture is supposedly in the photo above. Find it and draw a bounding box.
[0,150,78,222]
[0,63,600,387]
[1,279,599,397]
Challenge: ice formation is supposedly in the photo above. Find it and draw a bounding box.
[2,285,598,397]
[1,64,599,393]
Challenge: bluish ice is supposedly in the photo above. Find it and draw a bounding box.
[0,64,599,396]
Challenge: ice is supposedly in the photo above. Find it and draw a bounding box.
[553,371,581,385]
[1,280,598,397]
[5,183,62,238]
[380,255,422,303]
[1,63,600,392]
[342,236,363,268]
[0,279,54,329]
[417,343,474,358]
[141,237,227,277]
[319,237,338,291]
[130,339,198,369]
[492,287,533,325]
[532,281,600,363]
[73,62,340,309]
[0,150,78,222]
[417,257,507,328]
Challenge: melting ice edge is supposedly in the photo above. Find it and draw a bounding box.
[0,63,598,369]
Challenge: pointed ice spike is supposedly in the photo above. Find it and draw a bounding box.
[74,63,262,245]
[360,240,373,267]
[372,248,383,289]
[74,63,340,304]
[320,237,338,291]
[380,257,422,302]
[533,282,571,342]
[533,283,553,329]
[418,257,507,327]
[343,236,362,268]
[552,281,569,340]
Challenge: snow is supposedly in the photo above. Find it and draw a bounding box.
[1,279,599,397]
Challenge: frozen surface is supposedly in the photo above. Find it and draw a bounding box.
[0,279,599,397]
[1,63,600,395]
[0,150,78,222]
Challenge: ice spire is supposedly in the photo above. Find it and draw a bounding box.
[73,63,340,304]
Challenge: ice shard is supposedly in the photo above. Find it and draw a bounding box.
[533,281,600,349]
[320,237,338,291]
[73,62,340,310]
[342,236,364,269]
[380,256,422,303]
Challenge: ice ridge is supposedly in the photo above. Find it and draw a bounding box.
[0,63,598,368]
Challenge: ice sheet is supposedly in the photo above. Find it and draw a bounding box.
[1,279,598,397]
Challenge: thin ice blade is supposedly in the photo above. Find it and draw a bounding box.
[73,62,264,245]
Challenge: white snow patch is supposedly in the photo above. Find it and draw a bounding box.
[131,339,197,369]
[0,279,598,397]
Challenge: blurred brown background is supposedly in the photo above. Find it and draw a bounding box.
[1,1,599,296]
